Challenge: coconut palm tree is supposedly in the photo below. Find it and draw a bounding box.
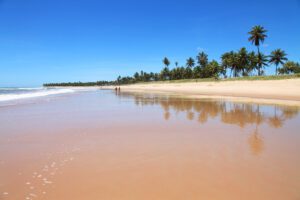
[201,60,220,79]
[247,51,258,76]
[134,72,140,81]
[248,25,267,54]
[256,53,269,76]
[184,66,193,79]
[237,47,249,76]
[175,61,178,67]
[224,51,239,77]
[221,52,231,77]
[196,52,208,68]
[269,49,288,75]
[160,67,170,80]
[186,57,195,68]
[163,57,170,68]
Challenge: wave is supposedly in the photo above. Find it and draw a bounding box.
[0,89,75,102]
[17,87,44,90]
[0,87,43,91]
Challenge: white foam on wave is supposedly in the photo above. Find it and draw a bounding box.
[17,87,44,90]
[0,89,75,102]
[0,87,43,90]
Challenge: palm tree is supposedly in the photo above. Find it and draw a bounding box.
[224,51,239,77]
[221,52,231,77]
[237,47,249,76]
[160,66,170,80]
[196,52,208,68]
[186,57,195,68]
[184,66,193,79]
[248,25,267,54]
[247,51,258,76]
[134,72,140,81]
[175,61,178,67]
[256,53,269,76]
[269,49,288,75]
[163,57,170,68]
[206,60,221,79]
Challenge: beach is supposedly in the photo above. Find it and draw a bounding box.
[103,78,300,105]
[2,0,300,199]
[1,89,300,200]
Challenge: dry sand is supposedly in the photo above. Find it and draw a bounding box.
[102,78,300,106]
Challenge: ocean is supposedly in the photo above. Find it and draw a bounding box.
[0,87,74,104]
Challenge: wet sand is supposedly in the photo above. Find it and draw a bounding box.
[1,90,300,200]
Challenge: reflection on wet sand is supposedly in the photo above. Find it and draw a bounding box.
[116,91,299,127]
[248,128,264,155]
[116,91,300,156]
[1,90,300,200]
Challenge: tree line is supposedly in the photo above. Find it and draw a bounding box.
[44,25,300,87]
[43,81,114,87]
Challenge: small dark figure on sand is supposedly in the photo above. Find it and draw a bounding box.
[115,87,121,94]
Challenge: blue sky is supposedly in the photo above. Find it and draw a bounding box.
[0,0,299,87]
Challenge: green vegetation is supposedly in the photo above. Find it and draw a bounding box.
[133,73,300,84]
[44,74,300,87]
[44,25,300,87]
[43,81,114,87]
[278,61,300,75]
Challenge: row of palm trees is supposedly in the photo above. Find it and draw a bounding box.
[227,25,288,76]
[43,80,114,87]
[115,25,299,85]
[220,47,289,77]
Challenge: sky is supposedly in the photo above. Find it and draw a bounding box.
[0,0,299,87]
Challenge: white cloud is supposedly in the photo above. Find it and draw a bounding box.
[262,43,269,48]
[196,47,205,52]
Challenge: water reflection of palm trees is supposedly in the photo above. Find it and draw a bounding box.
[248,106,265,155]
[164,111,170,121]
[117,92,299,128]
[221,104,265,128]
[116,92,300,155]
[248,127,264,155]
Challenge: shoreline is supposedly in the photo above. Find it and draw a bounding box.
[101,78,300,106]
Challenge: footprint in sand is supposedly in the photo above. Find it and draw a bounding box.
[24,147,77,199]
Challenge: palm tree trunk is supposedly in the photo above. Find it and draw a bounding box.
[257,46,261,76]
[275,64,278,75]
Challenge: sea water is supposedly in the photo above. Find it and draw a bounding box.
[0,87,74,105]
